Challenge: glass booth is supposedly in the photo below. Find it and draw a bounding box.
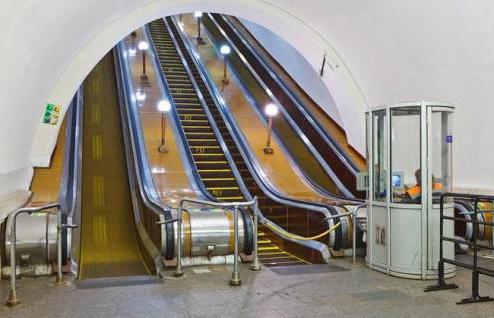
[366,101,455,279]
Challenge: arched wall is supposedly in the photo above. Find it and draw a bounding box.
[1,0,493,197]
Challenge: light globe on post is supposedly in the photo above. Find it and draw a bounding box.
[220,44,231,85]
[138,41,150,84]
[194,11,205,45]
[263,103,278,154]
[158,100,171,153]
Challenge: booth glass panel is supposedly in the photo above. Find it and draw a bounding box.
[390,107,421,203]
[431,111,453,204]
[372,110,387,202]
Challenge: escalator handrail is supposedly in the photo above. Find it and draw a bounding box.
[205,13,353,198]
[58,87,83,264]
[171,16,337,215]
[223,15,361,175]
[60,88,82,219]
[145,22,217,203]
[115,42,175,260]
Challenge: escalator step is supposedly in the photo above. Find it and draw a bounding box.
[258,246,280,252]
[217,196,244,201]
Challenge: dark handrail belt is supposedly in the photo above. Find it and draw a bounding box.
[425,192,494,305]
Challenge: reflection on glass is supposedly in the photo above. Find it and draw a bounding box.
[431,110,452,203]
[373,110,387,202]
[391,107,421,203]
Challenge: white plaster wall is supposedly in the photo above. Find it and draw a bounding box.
[0,0,493,197]
[239,18,344,127]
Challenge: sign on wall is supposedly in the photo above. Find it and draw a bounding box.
[43,103,61,125]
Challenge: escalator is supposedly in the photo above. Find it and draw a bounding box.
[226,16,366,174]
[203,13,365,199]
[146,21,244,203]
[78,53,150,279]
[148,18,342,266]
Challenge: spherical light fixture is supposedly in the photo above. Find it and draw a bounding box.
[138,41,149,51]
[220,44,231,55]
[157,100,171,112]
[264,103,279,117]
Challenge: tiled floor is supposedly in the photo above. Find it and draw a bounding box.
[1,258,494,317]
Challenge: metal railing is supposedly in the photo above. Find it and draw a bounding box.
[6,202,76,307]
[424,193,494,305]
[160,197,259,286]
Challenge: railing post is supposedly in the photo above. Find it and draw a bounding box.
[174,204,184,277]
[230,205,242,286]
[424,194,458,292]
[456,199,493,304]
[56,206,63,284]
[6,213,20,307]
[250,197,261,271]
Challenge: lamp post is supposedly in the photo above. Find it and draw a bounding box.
[220,44,231,85]
[158,100,171,153]
[138,41,150,84]
[194,11,205,45]
[263,103,278,154]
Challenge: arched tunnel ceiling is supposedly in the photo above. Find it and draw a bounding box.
[0,0,493,196]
